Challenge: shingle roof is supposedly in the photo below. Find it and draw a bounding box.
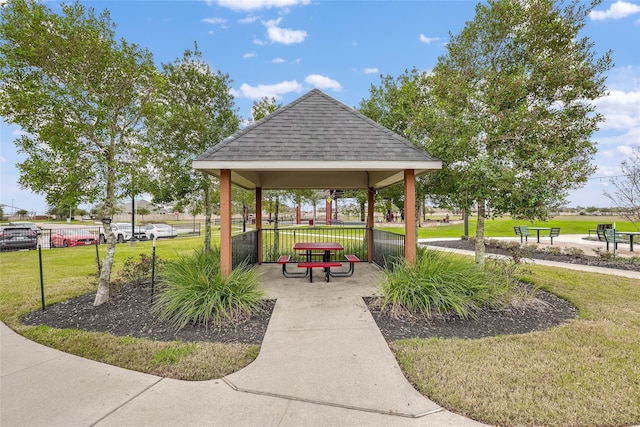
[193,89,441,190]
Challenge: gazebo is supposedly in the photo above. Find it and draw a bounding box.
[192,89,442,275]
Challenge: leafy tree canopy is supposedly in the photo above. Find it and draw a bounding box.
[145,44,239,251]
[0,0,157,214]
[427,0,612,221]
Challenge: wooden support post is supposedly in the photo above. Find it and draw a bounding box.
[256,187,262,264]
[220,169,232,276]
[404,169,416,265]
[326,198,332,225]
[368,187,375,263]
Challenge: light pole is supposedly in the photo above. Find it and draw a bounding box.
[130,194,137,241]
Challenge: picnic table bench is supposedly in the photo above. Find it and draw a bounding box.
[514,226,530,243]
[598,229,623,251]
[277,252,361,282]
[589,223,612,238]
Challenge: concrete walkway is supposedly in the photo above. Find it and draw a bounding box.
[1,263,485,427]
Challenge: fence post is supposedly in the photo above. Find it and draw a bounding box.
[95,243,101,273]
[38,245,45,310]
[151,237,157,304]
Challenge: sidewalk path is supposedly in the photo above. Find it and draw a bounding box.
[1,264,485,426]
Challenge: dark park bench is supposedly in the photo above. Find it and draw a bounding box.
[514,225,530,243]
[598,229,623,251]
[589,223,612,239]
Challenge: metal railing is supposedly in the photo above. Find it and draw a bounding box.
[371,228,405,270]
[232,229,259,269]
[261,226,368,263]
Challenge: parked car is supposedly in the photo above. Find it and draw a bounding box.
[144,223,177,240]
[99,222,132,243]
[50,228,97,248]
[0,226,38,251]
[8,221,42,235]
[114,223,146,240]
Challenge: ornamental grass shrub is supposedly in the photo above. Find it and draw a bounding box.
[152,247,265,330]
[380,247,509,319]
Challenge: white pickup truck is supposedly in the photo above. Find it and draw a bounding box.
[99,222,133,243]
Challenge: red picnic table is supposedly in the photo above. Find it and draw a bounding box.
[293,242,343,282]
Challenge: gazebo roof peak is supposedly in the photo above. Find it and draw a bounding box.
[193,88,441,190]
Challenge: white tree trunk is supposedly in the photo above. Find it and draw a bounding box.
[94,225,116,306]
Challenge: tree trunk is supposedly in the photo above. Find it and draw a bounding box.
[94,150,117,306]
[94,225,116,306]
[475,200,486,268]
[360,201,365,222]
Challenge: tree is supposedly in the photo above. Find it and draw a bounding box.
[357,69,432,227]
[0,0,158,304]
[605,146,640,228]
[146,44,239,252]
[251,96,282,121]
[136,206,151,218]
[426,0,612,266]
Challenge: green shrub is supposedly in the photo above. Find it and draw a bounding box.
[152,247,265,330]
[112,253,165,293]
[380,248,505,319]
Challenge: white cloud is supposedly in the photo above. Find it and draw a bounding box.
[253,38,268,46]
[590,0,640,20]
[272,57,285,63]
[202,17,226,25]
[363,67,379,74]
[243,52,256,58]
[304,74,342,91]
[419,34,440,44]
[594,90,640,131]
[264,18,307,44]
[618,145,635,156]
[239,15,260,24]
[606,65,640,92]
[233,80,303,99]
[214,0,310,12]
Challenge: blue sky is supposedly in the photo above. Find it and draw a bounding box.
[1,0,639,214]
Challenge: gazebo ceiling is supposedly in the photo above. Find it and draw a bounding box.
[193,89,441,190]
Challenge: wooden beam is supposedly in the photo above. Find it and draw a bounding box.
[256,187,262,264]
[220,169,232,276]
[404,169,416,265]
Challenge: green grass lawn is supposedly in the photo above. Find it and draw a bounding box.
[378,214,636,238]
[1,217,639,425]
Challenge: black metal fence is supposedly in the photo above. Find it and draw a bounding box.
[232,229,259,269]
[371,228,405,270]
[261,226,369,263]
[30,223,201,250]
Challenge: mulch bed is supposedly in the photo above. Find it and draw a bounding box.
[23,269,580,345]
[366,289,578,341]
[22,283,275,345]
[425,238,640,271]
